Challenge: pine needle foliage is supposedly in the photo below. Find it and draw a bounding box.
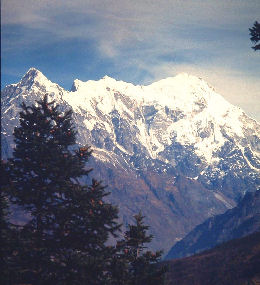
[5,95,121,284]
[249,21,260,51]
[111,212,167,285]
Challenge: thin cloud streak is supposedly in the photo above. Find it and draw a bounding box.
[1,0,260,120]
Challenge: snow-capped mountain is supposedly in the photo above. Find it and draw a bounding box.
[2,68,260,252]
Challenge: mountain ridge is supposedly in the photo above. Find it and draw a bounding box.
[165,190,260,260]
[164,231,260,285]
[2,68,260,252]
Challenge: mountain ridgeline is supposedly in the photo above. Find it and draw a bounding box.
[1,68,260,252]
[164,231,260,285]
[165,190,260,260]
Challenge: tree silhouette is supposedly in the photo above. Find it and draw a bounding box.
[5,95,120,284]
[249,21,260,51]
[111,212,167,284]
[4,94,166,284]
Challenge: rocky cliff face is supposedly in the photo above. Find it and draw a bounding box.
[2,68,260,252]
[165,190,260,260]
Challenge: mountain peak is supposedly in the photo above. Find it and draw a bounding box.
[151,73,207,88]
[27,67,42,74]
[100,75,119,85]
[70,79,83,92]
[20,67,49,88]
[102,75,114,81]
[2,68,260,253]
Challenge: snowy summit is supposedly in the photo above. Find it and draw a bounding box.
[1,68,260,251]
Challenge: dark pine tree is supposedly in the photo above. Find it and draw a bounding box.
[111,212,167,285]
[249,21,260,51]
[6,95,121,284]
[0,161,12,283]
[0,160,22,283]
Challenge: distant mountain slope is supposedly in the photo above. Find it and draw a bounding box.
[164,231,260,285]
[166,190,260,260]
[1,68,260,252]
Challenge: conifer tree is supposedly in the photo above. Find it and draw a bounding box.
[111,212,167,285]
[0,160,22,283]
[249,21,260,51]
[0,162,11,282]
[6,95,121,284]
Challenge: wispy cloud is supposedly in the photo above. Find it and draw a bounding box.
[2,0,260,120]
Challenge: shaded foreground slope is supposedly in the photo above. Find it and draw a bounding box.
[164,231,260,285]
[166,190,260,259]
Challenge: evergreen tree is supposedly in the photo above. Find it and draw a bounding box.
[0,161,11,282]
[111,212,167,285]
[6,95,121,284]
[0,160,22,283]
[249,21,260,51]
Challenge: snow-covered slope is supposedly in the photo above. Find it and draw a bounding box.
[51,69,259,197]
[66,72,250,163]
[2,68,260,251]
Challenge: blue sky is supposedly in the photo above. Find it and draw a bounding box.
[1,0,260,120]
